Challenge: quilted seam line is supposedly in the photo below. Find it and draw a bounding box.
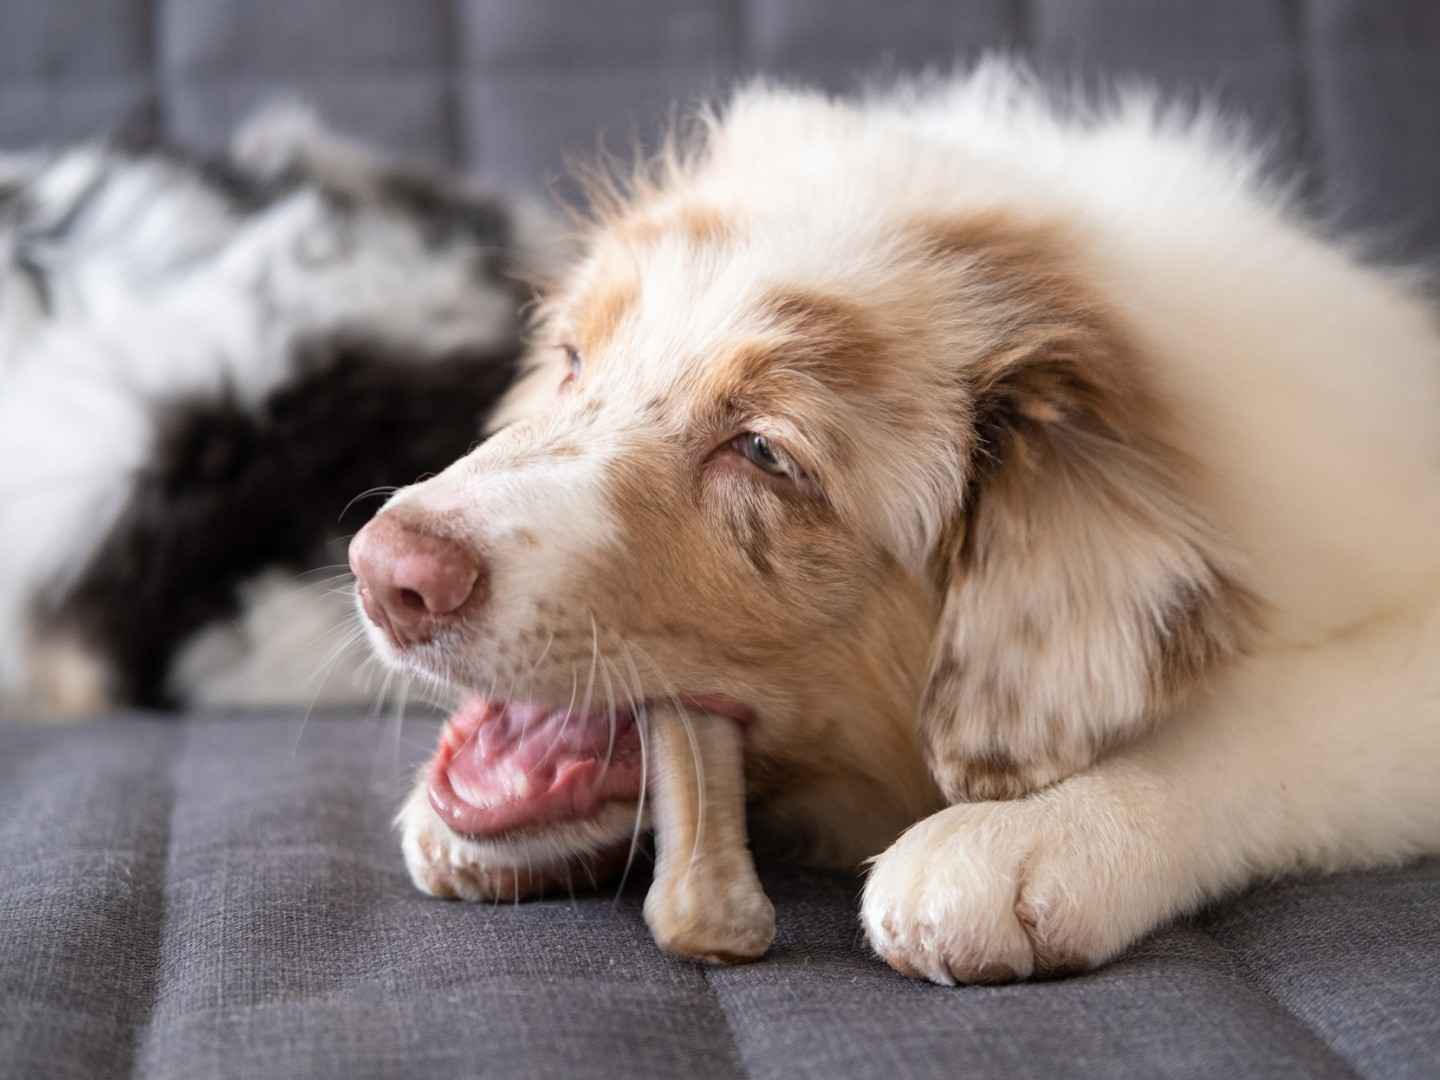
[122,717,191,1080]
[1197,919,1368,1080]
[698,961,755,1080]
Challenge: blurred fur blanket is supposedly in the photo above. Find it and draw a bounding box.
[0,106,556,717]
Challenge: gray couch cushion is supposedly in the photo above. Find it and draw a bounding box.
[1,1,1438,260]
[2,714,1437,1079]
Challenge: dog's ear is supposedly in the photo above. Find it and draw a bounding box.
[917,213,1255,802]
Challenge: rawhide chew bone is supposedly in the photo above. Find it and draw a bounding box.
[642,701,775,963]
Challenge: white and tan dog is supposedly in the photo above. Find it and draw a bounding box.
[350,63,1440,983]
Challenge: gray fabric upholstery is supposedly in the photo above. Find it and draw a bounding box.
[2,714,1438,1080]
[1,1,1438,260]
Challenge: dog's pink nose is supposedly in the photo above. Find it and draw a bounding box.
[349,514,482,647]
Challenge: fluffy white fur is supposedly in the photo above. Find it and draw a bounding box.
[861,68,1440,979]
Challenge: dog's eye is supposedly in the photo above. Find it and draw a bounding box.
[560,345,582,389]
[732,433,795,479]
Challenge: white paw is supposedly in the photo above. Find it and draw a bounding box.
[643,863,776,965]
[861,796,1138,985]
[396,783,520,901]
[396,781,633,902]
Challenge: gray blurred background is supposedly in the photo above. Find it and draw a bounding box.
[2,0,1438,259]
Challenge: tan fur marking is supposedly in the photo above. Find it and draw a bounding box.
[953,750,1031,803]
[674,204,734,246]
[1152,575,1258,705]
[759,287,888,393]
[620,204,734,249]
[573,278,638,353]
[909,211,1135,424]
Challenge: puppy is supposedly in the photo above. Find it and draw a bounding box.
[353,62,1440,981]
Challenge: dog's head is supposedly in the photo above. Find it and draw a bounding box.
[352,87,1251,890]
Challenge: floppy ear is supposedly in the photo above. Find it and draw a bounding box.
[917,214,1256,802]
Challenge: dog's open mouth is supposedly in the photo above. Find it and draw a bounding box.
[426,693,757,840]
[427,696,645,838]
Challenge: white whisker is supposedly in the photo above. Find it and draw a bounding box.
[624,639,708,875]
[597,652,618,783]
[517,628,555,748]
[390,675,412,775]
[294,622,368,758]
[624,639,707,875]
[538,664,580,765]
[337,484,400,524]
[609,652,648,907]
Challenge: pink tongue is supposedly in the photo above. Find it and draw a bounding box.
[446,704,576,807]
[431,698,643,837]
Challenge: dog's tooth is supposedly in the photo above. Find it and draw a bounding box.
[449,773,496,809]
[507,763,533,798]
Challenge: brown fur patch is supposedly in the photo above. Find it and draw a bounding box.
[563,408,939,866]
[676,205,733,246]
[909,211,1137,430]
[759,287,889,393]
[1151,576,1258,707]
[688,287,901,478]
[619,204,734,248]
[912,210,1068,271]
[951,749,1030,802]
[573,278,638,353]
[734,497,775,576]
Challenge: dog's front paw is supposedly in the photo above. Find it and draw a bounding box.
[644,862,776,965]
[397,783,528,902]
[862,796,1136,985]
